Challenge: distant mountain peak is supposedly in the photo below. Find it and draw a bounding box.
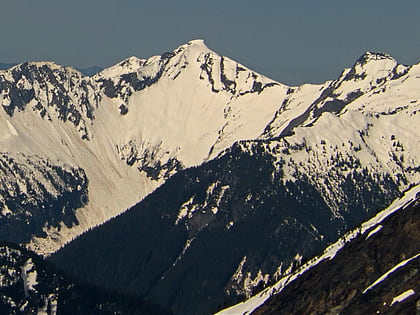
[346,51,400,79]
[97,56,147,77]
[338,50,407,86]
[177,39,210,51]
[356,51,396,65]
[97,40,212,79]
[17,61,66,71]
[5,61,83,79]
[188,38,206,45]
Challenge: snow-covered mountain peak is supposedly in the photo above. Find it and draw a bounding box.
[173,39,211,55]
[96,56,147,78]
[18,61,64,71]
[271,51,415,132]
[96,40,211,81]
[3,60,81,79]
[342,51,404,83]
[7,61,86,81]
[355,51,396,65]
[187,38,207,46]
[0,60,97,144]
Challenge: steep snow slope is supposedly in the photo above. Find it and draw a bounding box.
[260,52,418,139]
[0,40,295,254]
[93,39,290,167]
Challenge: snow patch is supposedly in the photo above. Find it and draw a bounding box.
[362,253,420,294]
[390,289,415,306]
[20,258,37,296]
[175,197,195,225]
[231,256,247,284]
[366,225,383,239]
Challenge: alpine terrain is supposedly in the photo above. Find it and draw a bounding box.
[0,39,291,254]
[51,47,420,313]
[0,40,418,314]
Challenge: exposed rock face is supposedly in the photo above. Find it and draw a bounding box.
[0,62,97,140]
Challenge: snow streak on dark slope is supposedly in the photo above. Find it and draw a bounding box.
[250,191,420,315]
[0,153,88,244]
[0,241,172,315]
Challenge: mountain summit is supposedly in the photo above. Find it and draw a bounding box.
[0,39,288,253]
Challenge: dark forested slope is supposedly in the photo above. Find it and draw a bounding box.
[252,194,420,315]
[0,241,172,315]
[50,141,402,315]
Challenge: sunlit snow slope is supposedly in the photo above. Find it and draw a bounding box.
[0,40,295,254]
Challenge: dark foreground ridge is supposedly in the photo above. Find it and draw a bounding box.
[252,197,420,315]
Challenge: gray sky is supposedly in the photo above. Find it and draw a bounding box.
[1,0,419,85]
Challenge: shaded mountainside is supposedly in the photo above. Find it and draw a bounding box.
[0,241,172,315]
[250,193,420,315]
[50,139,405,315]
[0,153,88,243]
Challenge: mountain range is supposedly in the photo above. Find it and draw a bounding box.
[0,62,103,77]
[0,40,419,314]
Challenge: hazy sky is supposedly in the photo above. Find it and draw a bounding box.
[1,0,419,85]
